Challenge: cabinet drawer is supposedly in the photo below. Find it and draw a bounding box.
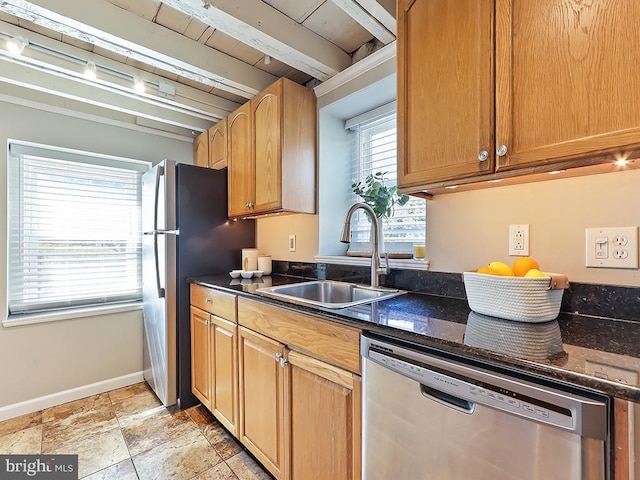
[190,284,237,321]
[238,297,361,374]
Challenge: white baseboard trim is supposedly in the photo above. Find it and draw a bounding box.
[0,372,144,422]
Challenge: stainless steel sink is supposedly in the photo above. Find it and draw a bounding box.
[255,280,405,309]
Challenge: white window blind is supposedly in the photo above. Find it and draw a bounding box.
[8,144,146,316]
[349,112,426,251]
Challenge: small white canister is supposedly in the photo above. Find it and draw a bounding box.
[242,248,259,271]
[258,255,272,275]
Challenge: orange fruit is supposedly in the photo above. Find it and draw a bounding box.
[476,266,498,275]
[487,261,514,276]
[512,257,540,277]
[524,268,549,278]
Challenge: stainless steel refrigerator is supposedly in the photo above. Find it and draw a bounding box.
[142,159,255,408]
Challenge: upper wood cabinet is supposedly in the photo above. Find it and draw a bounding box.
[208,117,227,170]
[228,78,316,218]
[228,102,254,218]
[398,0,640,192]
[397,0,494,190]
[193,130,209,169]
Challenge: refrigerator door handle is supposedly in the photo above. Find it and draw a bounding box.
[153,164,164,232]
[153,232,165,299]
[153,164,166,299]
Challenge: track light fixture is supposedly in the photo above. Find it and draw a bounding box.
[6,35,28,56]
[84,60,97,80]
[264,55,271,65]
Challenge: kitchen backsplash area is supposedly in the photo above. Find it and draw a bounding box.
[271,261,640,323]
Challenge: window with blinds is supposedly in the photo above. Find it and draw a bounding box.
[349,110,426,252]
[7,143,147,317]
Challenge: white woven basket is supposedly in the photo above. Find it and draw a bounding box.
[463,271,569,323]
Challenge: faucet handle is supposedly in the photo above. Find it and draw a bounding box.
[381,252,390,275]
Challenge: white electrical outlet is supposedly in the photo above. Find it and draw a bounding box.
[585,226,638,268]
[289,234,296,252]
[508,224,530,256]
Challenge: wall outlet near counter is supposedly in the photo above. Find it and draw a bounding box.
[585,226,638,269]
[508,224,529,256]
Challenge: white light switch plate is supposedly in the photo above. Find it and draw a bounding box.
[585,226,638,268]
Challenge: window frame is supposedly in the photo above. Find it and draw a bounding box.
[5,141,150,325]
[347,108,426,256]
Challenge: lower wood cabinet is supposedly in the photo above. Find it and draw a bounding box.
[190,301,239,435]
[191,289,362,480]
[238,326,287,479]
[287,350,361,480]
[210,315,238,435]
[190,306,212,410]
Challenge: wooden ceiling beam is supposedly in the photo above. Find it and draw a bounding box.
[161,0,352,81]
[0,0,278,98]
[330,0,395,44]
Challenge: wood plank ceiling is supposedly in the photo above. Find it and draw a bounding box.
[0,0,396,134]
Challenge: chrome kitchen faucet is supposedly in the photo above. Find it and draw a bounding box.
[340,202,389,288]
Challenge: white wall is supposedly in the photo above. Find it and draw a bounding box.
[0,99,193,410]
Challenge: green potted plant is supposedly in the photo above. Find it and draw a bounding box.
[350,171,410,256]
[351,171,410,219]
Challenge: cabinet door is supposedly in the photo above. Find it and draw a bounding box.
[238,326,286,479]
[190,306,211,409]
[397,0,494,189]
[287,351,361,480]
[252,82,282,214]
[496,0,640,171]
[208,117,227,170]
[228,102,254,217]
[193,130,209,169]
[210,315,238,436]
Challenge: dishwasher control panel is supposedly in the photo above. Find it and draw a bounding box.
[368,346,575,431]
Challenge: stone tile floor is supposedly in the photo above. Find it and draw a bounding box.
[0,382,273,480]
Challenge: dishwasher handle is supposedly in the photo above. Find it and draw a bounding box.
[420,383,475,414]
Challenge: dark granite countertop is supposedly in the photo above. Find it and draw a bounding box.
[191,274,640,402]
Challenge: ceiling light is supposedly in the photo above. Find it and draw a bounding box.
[264,55,271,65]
[84,60,97,80]
[6,36,28,56]
[133,75,145,93]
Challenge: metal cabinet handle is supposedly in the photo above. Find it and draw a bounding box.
[478,150,489,162]
[275,352,288,367]
[496,145,508,157]
[205,297,211,303]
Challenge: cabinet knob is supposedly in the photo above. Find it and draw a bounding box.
[496,145,508,157]
[478,150,489,162]
[275,352,288,367]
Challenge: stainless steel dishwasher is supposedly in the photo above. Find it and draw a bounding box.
[361,334,610,480]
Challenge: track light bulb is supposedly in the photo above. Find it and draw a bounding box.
[84,60,97,80]
[7,36,28,56]
[264,55,271,65]
[133,75,145,93]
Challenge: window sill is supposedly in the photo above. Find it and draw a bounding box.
[3,302,143,328]
[315,255,430,271]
